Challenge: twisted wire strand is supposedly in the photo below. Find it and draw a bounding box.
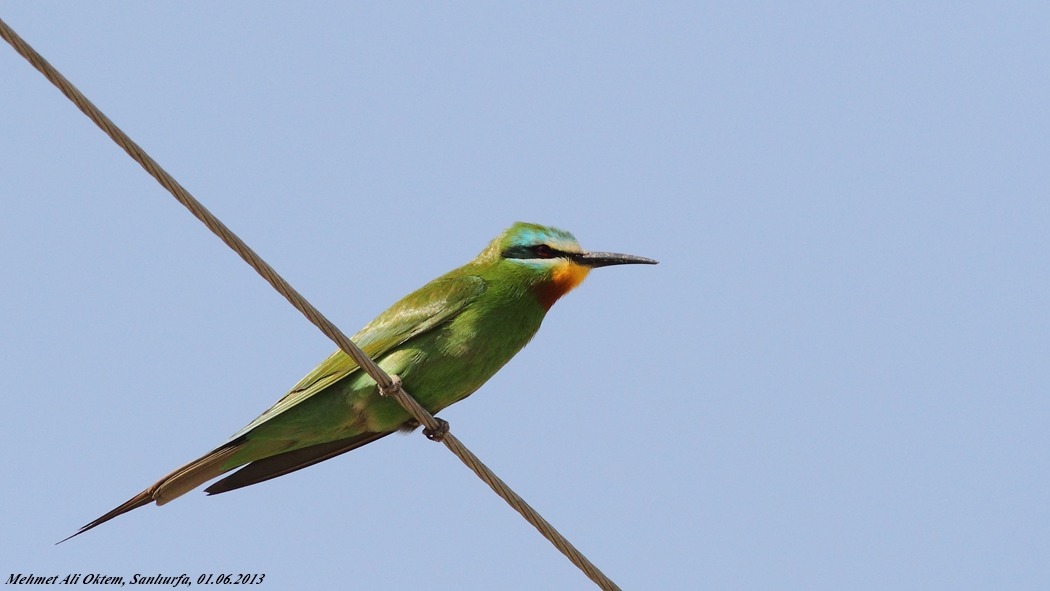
[0,17,621,591]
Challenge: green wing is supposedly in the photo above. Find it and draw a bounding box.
[229,275,485,439]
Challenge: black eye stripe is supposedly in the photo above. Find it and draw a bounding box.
[501,244,572,260]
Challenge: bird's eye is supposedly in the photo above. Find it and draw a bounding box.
[535,244,553,258]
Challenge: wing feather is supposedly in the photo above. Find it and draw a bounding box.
[230,276,485,439]
[203,432,392,496]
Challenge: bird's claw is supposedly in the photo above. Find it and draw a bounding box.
[423,418,450,442]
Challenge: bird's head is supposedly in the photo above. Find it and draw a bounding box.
[478,222,658,309]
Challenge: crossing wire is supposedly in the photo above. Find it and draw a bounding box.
[0,16,622,591]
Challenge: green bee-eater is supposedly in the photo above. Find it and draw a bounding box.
[65,222,656,540]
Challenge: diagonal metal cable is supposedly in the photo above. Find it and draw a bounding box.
[1,16,622,591]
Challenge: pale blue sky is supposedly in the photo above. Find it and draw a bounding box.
[2,3,1048,589]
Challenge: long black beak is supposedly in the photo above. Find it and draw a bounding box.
[571,251,659,268]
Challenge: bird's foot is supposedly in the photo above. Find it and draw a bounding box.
[378,375,403,397]
[423,418,450,442]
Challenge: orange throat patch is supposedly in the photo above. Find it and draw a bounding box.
[535,262,591,310]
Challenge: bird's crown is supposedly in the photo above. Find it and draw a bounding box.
[497,222,583,262]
